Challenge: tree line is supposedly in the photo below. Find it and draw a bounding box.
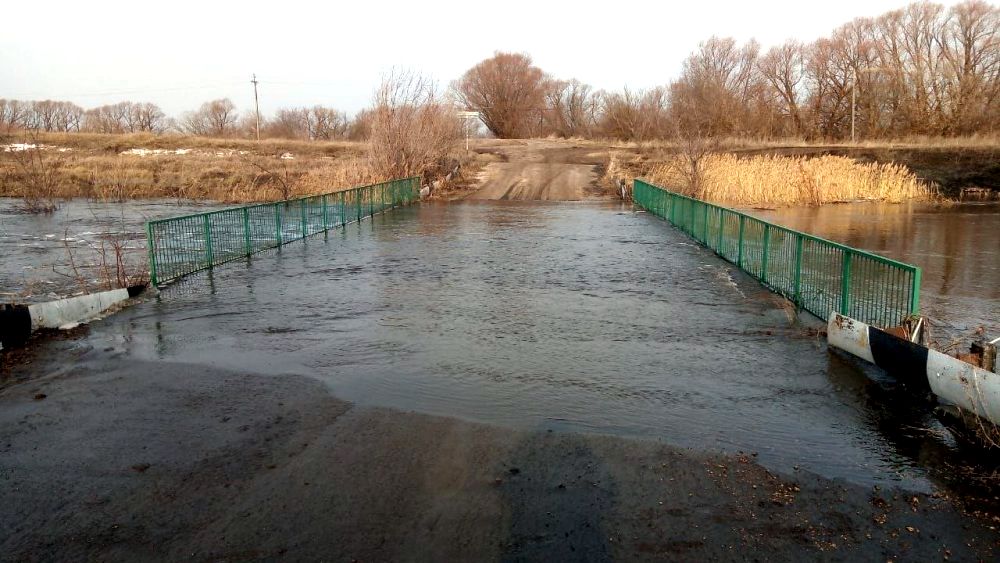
[456,0,998,140]
[0,97,365,141]
[3,1,996,142]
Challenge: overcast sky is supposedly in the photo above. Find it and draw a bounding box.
[0,0,967,118]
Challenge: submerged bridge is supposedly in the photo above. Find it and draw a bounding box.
[146,177,420,286]
[632,180,921,329]
[146,176,920,330]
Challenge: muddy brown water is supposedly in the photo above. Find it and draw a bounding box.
[754,201,1000,345]
[10,200,995,502]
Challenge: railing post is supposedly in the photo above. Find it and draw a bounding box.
[146,222,158,287]
[242,207,251,256]
[793,233,804,306]
[275,204,283,246]
[910,267,922,316]
[702,203,709,244]
[341,191,346,226]
[716,209,725,253]
[300,199,307,238]
[840,250,852,315]
[203,214,214,268]
[737,215,746,269]
[689,199,696,237]
[322,194,328,231]
[761,224,771,284]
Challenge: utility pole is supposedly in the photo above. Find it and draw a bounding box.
[251,73,261,142]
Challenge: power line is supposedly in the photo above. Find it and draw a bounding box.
[2,81,247,99]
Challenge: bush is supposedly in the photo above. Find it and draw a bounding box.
[367,72,461,184]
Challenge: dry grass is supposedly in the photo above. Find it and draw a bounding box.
[5,132,991,205]
[611,134,1000,152]
[1,133,376,203]
[643,154,933,206]
[24,131,360,157]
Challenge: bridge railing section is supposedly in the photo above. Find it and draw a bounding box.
[633,179,921,328]
[146,176,420,286]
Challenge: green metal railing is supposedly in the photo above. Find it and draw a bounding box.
[633,179,921,328]
[146,176,420,286]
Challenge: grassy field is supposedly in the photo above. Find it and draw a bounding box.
[0,133,377,203]
[3,132,998,206]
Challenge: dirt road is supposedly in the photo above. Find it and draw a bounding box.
[466,140,613,201]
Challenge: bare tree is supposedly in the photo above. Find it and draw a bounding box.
[307,106,348,140]
[668,37,774,137]
[84,101,166,134]
[598,87,672,141]
[266,108,308,139]
[939,0,1000,134]
[25,100,84,132]
[453,52,548,138]
[0,99,28,133]
[759,41,808,136]
[368,72,461,183]
[598,88,645,140]
[180,98,238,136]
[544,79,599,138]
[130,102,167,133]
[347,109,373,141]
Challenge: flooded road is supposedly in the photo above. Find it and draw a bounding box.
[755,201,1000,345]
[40,201,996,496]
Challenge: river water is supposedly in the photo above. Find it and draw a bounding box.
[755,202,1000,346]
[0,199,223,302]
[10,199,989,500]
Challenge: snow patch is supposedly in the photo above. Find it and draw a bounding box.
[2,143,72,152]
[120,148,193,157]
[3,143,38,152]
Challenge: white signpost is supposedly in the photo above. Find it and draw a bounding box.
[457,111,481,151]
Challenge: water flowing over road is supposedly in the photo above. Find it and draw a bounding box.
[26,201,997,490]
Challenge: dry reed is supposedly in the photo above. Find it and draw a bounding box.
[645,154,932,206]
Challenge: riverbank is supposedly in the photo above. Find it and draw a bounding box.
[2,354,998,561]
